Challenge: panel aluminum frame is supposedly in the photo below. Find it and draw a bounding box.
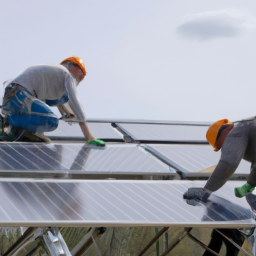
[87,118,211,126]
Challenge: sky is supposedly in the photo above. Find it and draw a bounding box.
[1,0,256,122]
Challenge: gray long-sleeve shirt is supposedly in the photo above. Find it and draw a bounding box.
[205,117,256,192]
[11,64,86,122]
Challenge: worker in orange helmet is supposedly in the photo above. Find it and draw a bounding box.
[183,117,256,205]
[1,56,105,146]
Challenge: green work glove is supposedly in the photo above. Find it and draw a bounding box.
[86,139,105,147]
[234,183,255,198]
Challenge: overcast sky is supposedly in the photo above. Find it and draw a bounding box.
[1,0,256,122]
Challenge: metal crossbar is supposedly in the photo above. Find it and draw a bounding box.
[2,227,37,256]
[137,227,169,256]
[159,228,191,256]
[186,233,220,256]
[215,229,252,256]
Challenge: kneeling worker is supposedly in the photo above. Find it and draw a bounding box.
[184,118,256,204]
[1,56,105,146]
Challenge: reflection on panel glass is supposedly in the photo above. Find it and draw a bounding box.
[116,123,209,142]
[0,143,170,174]
[184,181,255,222]
[0,180,253,227]
[45,121,123,140]
[144,144,250,174]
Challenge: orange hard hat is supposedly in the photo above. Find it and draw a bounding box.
[206,119,231,151]
[60,56,86,76]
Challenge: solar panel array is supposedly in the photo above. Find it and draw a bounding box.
[0,143,171,175]
[115,123,209,143]
[45,121,124,141]
[0,180,253,228]
[0,119,252,229]
[144,144,251,175]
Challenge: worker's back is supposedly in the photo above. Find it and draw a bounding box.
[227,118,256,163]
[11,64,72,102]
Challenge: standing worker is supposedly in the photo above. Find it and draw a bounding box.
[183,118,256,204]
[1,56,105,146]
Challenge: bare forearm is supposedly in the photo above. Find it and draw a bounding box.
[79,121,94,141]
[57,104,73,117]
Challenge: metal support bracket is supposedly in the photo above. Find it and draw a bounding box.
[92,233,103,256]
[215,229,252,256]
[43,227,72,256]
[2,227,38,256]
[71,227,106,256]
[159,228,192,256]
[2,227,72,256]
[138,227,169,256]
[186,232,220,256]
[138,227,249,256]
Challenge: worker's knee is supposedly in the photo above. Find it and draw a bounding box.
[8,114,59,133]
[42,116,59,132]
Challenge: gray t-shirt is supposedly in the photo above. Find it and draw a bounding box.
[11,64,86,122]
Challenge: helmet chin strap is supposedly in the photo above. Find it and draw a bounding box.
[214,124,234,152]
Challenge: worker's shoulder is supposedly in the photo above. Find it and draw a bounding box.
[26,64,69,73]
[234,117,256,128]
[229,117,256,135]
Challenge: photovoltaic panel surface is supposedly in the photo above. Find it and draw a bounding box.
[0,180,253,228]
[115,123,209,142]
[0,143,170,175]
[144,144,251,175]
[45,121,123,141]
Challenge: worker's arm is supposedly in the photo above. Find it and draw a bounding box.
[184,132,248,205]
[63,76,105,146]
[57,104,73,117]
[204,133,248,191]
[79,121,95,141]
[64,75,86,122]
[79,122,105,146]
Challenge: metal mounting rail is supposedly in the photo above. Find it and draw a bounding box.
[87,118,211,126]
[2,227,37,256]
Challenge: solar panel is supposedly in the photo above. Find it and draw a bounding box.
[115,123,209,143]
[0,180,253,228]
[144,144,251,175]
[45,121,124,141]
[0,143,172,177]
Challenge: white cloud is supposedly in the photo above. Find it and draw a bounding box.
[177,9,256,41]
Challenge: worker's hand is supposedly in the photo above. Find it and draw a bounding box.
[86,138,105,147]
[183,187,210,206]
[65,113,75,118]
[59,113,75,120]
